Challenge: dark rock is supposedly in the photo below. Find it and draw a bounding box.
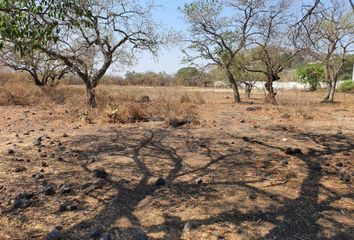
[59,202,78,212]
[100,234,111,240]
[33,173,45,179]
[337,130,343,135]
[14,166,27,172]
[245,106,262,111]
[168,118,191,128]
[42,162,48,167]
[40,153,48,158]
[90,226,102,238]
[242,136,250,142]
[132,231,148,240]
[40,168,45,173]
[59,185,72,194]
[336,162,344,168]
[339,170,351,182]
[282,160,289,165]
[12,193,34,209]
[8,149,15,155]
[248,192,257,200]
[138,95,151,103]
[78,221,91,229]
[240,120,245,123]
[49,153,55,158]
[62,133,68,138]
[155,178,165,187]
[46,229,61,240]
[34,137,42,146]
[324,162,330,166]
[151,116,165,122]
[93,168,108,179]
[57,157,64,162]
[285,147,302,155]
[196,178,203,184]
[44,185,56,195]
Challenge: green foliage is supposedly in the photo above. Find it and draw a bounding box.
[0,0,91,54]
[340,54,354,80]
[176,67,200,85]
[339,80,354,92]
[297,63,324,91]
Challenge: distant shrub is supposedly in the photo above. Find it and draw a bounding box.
[339,80,354,92]
[297,63,324,91]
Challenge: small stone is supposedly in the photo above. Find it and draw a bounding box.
[40,153,48,158]
[242,136,250,142]
[324,162,330,166]
[57,157,64,162]
[249,192,257,200]
[132,231,148,240]
[49,153,55,158]
[90,226,102,238]
[93,168,108,179]
[12,193,34,209]
[46,229,61,240]
[196,178,203,184]
[34,138,42,146]
[282,160,289,165]
[33,173,44,179]
[155,178,165,187]
[138,95,150,103]
[245,106,262,111]
[59,202,78,212]
[59,185,72,194]
[44,185,56,195]
[78,221,91,229]
[339,170,351,182]
[62,133,68,138]
[240,120,245,123]
[100,234,111,240]
[336,162,343,168]
[285,147,302,155]
[337,130,343,135]
[42,162,48,167]
[8,149,15,155]
[14,166,27,172]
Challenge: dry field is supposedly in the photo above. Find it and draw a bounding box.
[0,83,353,240]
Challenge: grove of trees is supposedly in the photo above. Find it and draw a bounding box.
[0,0,353,106]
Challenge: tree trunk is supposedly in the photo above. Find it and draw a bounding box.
[322,81,331,102]
[328,79,337,102]
[226,69,241,103]
[265,78,277,104]
[86,85,97,108]
[245,84,252,99]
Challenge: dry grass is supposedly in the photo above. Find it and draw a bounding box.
[0,76,202,125]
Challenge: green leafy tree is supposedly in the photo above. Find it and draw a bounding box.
[176,67,200,86]
[297,63,324,91]
[0,0,165,107]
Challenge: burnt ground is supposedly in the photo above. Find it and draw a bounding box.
[0,87,353,240]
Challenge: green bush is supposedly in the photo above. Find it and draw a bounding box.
[339,80,354,92]
[297,63,324,91]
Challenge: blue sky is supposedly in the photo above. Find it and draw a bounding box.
[124,0,192,75]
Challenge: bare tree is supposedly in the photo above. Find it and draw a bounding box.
[298,0,354,102]
[0,45,68,86]
[181,0,263,103]
[31,0,165,107]
[241,0,301,104]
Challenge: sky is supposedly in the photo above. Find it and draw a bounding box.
[124,0,192,76]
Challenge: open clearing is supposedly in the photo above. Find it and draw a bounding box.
[0,86,353,240]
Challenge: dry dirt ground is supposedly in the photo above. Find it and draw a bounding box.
[0,86,353,240]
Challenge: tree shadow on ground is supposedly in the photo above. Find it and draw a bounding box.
[53,127,353,239]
